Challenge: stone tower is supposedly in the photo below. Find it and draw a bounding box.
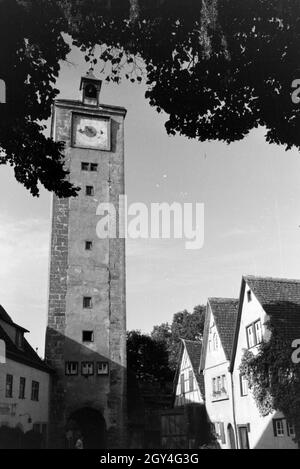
[45,71,127,449]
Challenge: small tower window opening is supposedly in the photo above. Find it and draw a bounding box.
[90,163,98,172]
[65,362,79,376]
[83,297,92,309]
[82,362,94,376]
[97,362,109,376]
[86,186,94,196]
[80,69,102,106]
[81,162,89,171]
[82,331,94,343]
[85,84,97,100]
[85,241,93,251]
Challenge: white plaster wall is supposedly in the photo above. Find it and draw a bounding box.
[0,358,50,434]
[203,308,235,449]
[232,282,297,449]
[174,347,203,407]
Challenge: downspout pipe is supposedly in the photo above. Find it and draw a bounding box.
[230,370,239,449]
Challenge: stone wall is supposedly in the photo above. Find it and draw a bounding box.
[45,99,127,448]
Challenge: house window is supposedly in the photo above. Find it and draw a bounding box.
[214,422,226,444]
[65,362,79,376]
[246,325,255,348]
[90,163,98,172]
[83,297,92,309]
[273,419,285,437]
[82,331,94,343]
[240,374,248,396]
[212,378,217,394]
[247,290,252,302]
[81,362,94,376]
[31,381,40,402]
[85,241,93,251]
[97,362,109,376]
[246,320,263,348]
[212,375,228,399]
[180,373,185,395]
[287,422,295,437]
[213,333,218,351]
[86,186,94,196]
[254,320,262,344]
[221,375,227,394]
[189,370,194,392]
[81,162,89,171]
[6,374,13,398]
[19,377,26,399]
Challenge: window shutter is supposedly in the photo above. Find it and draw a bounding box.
[273,419,277,437]
[220,422,226,444]
[286,421,290,437]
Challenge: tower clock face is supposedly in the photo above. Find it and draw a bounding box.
[72,114,111,150]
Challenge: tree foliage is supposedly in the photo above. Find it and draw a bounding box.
[240,320,300,445]
[152,305,206,371]
[0,0,78,196]
[1,1,300,195]
[127,330,173,383]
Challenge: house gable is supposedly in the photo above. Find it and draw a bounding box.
[174,340,204,407]
[201,298,239,372]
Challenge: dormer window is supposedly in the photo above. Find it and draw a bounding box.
[16,330,24,349]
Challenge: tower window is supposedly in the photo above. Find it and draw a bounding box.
[97,362,109,376]
[81,362,94,376]
[65,362,79,376]
[86,186,94,196]
[85,84,97,99]
[85,241,93,251]
[90,163,98,172]
[81,162,89,171]
[83,297,92,309]
[82,331,94,343]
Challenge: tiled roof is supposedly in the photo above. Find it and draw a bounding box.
[183,339,205,395]
[208,298,239,360]
[244,275,300,340]
[0,305,51,373]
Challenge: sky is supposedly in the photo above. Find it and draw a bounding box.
[1,43,300,355]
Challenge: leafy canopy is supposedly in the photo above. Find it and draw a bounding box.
[1,0,300,195]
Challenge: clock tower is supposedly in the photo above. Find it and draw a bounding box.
[45,71,127,449]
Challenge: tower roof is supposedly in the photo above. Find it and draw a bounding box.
[80,68,102,90]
